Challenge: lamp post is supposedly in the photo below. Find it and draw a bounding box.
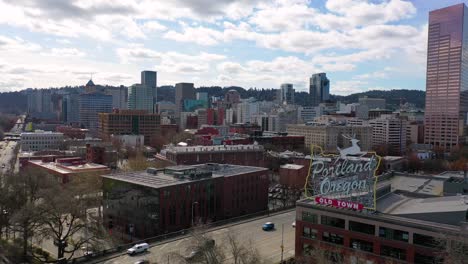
[191,201,198,227]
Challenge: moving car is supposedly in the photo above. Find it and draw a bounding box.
[127,243,149,255]
[262,222,275,231]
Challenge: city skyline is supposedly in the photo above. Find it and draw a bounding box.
[0,0,464,94]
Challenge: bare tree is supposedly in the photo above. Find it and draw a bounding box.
[124,151,152,172]
[435,233,468,264]
[224,232,262,264]
[38,182,106,260]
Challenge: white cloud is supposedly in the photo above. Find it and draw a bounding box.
[142,21,167,32]
[41,48,86,57]
[164,26,223,46]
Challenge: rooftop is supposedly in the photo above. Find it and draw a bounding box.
[102,163,267,189]
[280,164,304,170]
[163,144,264,154]
[28,159,109,175]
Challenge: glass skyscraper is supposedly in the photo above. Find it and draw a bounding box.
[79,93,113,136]
[309,73,330,107]
[128,84,155,113]
[424,3,468,150]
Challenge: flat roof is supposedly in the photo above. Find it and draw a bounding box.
[164,144,264,153]
[102,163,267,189]
[28,159,109,175]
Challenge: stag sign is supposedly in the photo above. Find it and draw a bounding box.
[304,135,382,211]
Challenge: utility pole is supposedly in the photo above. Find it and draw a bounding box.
[280,223,284,263]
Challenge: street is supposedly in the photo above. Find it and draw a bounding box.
[101,210,296,264]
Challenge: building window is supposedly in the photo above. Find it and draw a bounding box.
[350,238,374,253]
[413,233,439,248]
[380,245,406,261]
[302,211,318,223]
[321,215,345,229]
[414,253,441,264]
[349,221,375,235]
[322,231,344,245]
[379,227,409,242]
[303,243,312,256]
[303,226,317,239]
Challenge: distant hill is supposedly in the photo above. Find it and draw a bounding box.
[332,89,426,110]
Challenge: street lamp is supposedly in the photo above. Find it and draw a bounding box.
[191,201,198,227]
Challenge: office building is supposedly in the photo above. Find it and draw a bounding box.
[98,110,160,146]
[102,163,269,238]
[20,130,64,151]
[128,84,155,113]
[369,115,408,155]
[105,86,128,110]
[287,124,372,153]
[175,83,196,115]
[295,172,468,263]
[62,93,80,124]
[279,83,295,105]
[79,93,113,136]
[141,70,157,105]
[424,3,468,151]
[358,96,386,110]
[236,101,259,124]
[157,144,265,167]
[309,73,330,107]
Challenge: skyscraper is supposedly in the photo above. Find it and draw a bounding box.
[175,82,196,113]
[309,73,330,107]
[141,70,157,104]
[79,93,112,136]
[128,84,155,113]
[424,3,468,151]
[279,83,295,105]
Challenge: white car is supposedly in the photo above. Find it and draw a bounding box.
[292,221,296,228]
[127,243,149,255]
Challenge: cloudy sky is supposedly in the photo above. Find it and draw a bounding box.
[0,0,463,94]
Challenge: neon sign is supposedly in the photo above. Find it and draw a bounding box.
[305,135,381,210]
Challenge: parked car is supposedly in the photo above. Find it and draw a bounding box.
[292,221,296,228]
[134,260,149,264]
[262,222,275,231]
[127,243,149,255]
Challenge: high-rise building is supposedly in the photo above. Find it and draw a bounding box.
[175,83,196,110]
[309,73,330,107]
[369,114,407,155]
[62,93,80,124]
[424,3,468,151]
[79,93,113,136]
[175,83,196,123]
[279,83,295,105]
[105,86,128,110]
[128,84,155,113]
[98,110,160,146]
[141,70,157,105]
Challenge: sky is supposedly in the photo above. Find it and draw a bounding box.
[0,0,465,95]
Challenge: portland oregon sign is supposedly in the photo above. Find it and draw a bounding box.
[304,135,381,211]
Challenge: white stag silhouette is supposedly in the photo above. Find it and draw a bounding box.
[337,134,365,159]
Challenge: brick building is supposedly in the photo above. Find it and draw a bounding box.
[102,163,269,239]
[25,157,110,183]
[279,164,308,189]
[98,109,160,146]
[295,173,468,264]
[157,144,265,167]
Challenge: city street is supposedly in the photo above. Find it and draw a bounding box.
[0,141,18,175]
[101,210,296,264]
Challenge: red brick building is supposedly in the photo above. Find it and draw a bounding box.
[157,144,265,167]
[102,163,269,239]
[295,173,468,264]
[26,157,110,183]
[279,164,308,189]
[229,123,261,135]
